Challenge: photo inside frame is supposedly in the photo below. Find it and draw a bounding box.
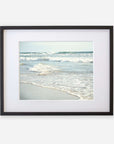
[19,41,93,100]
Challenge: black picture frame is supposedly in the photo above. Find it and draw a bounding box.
[0,26,113,116]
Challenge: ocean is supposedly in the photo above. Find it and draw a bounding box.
[20,51,93,100]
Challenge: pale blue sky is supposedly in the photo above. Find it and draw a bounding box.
[20,41,93,53]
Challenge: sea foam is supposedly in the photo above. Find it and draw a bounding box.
[20,56,93,63]
[29,63,58,75]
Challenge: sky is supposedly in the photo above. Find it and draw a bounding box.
[20,41,93,53]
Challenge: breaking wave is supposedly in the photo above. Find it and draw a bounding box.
[20,56,93,63]
[29,63,58,75]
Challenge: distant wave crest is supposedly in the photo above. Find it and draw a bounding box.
[47,57,93,63]
[20,56,93,63]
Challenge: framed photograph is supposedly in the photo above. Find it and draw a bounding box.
[0,26,113,115]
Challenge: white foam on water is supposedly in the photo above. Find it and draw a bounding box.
[29,63,58,75]
[20,56,93,63]
[20,72,93,100]
[20,57,38,61]
[47,56,93,63]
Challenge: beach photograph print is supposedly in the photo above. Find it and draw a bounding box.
[19,42,93,100]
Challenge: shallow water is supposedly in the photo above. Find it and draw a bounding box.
[20,51,93,100]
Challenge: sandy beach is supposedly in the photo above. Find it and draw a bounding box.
[20,83,80,100]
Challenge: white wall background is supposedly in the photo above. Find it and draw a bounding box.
[0,0,114,144]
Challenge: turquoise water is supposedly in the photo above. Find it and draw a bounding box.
[20,51,93,100]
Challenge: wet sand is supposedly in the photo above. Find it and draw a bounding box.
[20,83,80,100]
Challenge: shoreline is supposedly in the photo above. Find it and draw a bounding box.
[20,83,80,100]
